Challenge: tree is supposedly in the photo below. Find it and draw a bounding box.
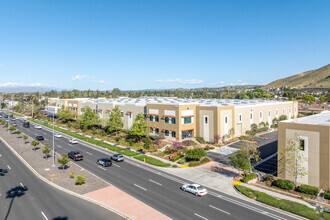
[231,143,260,172]
[111,88,122,98]
[278,115,288,121]
[319,96,327,103]
[78,107,100,130]
[23,135,28,144]
[281,133,307,188]
[9,125,16,133]
[107,106,123,135]
[1,102,6,108]
[58,153,70,170]
[214,134,221,145]
[42,143,52,159]
[31,139,39,151]
[57,108,74,123]
[303,94,316,104]
[130,113,147,141]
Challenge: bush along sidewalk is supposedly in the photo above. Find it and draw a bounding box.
[235,185,330,220]
[28,119,175,167]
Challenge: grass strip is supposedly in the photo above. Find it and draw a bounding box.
[133,155,171,167]
[28,119,139,157]
[235,185,330,220]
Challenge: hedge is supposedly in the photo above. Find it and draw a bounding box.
[325,191,330,200]
[235,185,330,220]
[170,154,184,162]
[241,172,257,183]
[272,179,295,190]
[297,184,319,196]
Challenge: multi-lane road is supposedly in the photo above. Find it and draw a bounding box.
[0,139,124,220]
[4,116,300,220]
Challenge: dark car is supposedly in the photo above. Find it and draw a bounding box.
[97,158,112,167]
[68,151,83,161]
[111,154,124,162]
[36,136,44,140]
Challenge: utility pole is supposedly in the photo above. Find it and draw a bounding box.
[52,112,55,166]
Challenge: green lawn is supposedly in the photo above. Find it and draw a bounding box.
[133,155,171,167]
[235,185,330,220]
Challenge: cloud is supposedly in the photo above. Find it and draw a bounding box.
[209,81,224,86]
[92,80,106,84]
[155,78,203,85]
[0,82,49,87]
[72,74,88,80]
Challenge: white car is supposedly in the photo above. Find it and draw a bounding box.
[181,184,208,196]
[54,133,62,138]
[34,125,42,129]
[69,138,78,144]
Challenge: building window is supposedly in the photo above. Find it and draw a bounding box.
[283,109,285,114]
[165,117,176,124]
[165,130,169,136]
[238,114,242,123]
[205,117,208,124]
[171,117,176,124]
[171,131,176,137]
[276,109,279,117]
[182,130,193,139]
[165,117,169,123]
[155,128,159,134]
[184,117,192,124]
[260,112,262,118]
[268,110,271,117]
[250,112,253,120]
[300,139,305,151]
[225,116,228,124]
[155,116,159,122]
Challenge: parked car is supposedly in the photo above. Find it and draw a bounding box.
[68,151,83,161]
[97,158,112,167]
[69,138,78,144]
[54,133,62,138]
[36,136,44,141]
[34,125,42,129]
[111,154,124,162]
[181,184,208,196]
[11,117,16,121]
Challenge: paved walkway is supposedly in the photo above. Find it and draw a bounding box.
[84,186,170,220]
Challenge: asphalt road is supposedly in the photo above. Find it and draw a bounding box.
[9,117,300,220]
[0,140,124,220]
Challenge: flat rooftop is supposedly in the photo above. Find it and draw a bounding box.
[283,111,330,126]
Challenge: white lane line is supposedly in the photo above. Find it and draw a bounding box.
[20,183,25,189]
[98,166,106,170]
[149,179,162,186]
[134,184,147,191]
[0,154,2,157]
[7,165,11,170]
[57,145,62,148]
[194,213,208,220]
[41,211,48,220]
[112,163,120,167]
[44,139,48,141]
[86,152,93,156]
[209,205,230,215]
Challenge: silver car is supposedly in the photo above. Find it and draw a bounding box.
[181,184,208,196]
[111,154,124,162]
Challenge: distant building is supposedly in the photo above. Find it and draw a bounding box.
[45,106,61,115]
[278,111,330,190]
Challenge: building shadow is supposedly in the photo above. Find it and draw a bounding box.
[5,185,28,220]
[0,168,8,176]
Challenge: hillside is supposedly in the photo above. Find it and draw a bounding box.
[264,64,330,88]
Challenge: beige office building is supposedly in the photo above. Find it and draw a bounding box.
[278,111,330,190]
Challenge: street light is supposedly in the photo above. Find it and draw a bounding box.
[52,109,55,166]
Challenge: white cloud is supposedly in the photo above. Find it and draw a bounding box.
[72,74,88,80]
[0,82,48,87]
[209,81,224,86]
[92,80,106,84]
[155,78,203,85]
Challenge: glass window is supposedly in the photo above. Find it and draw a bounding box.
[165,130,169,136]
[225,116,228,124]
[250,113,253,119]
[300,139,305,151]
[155,116,159,122]
[205,117,208,124]
[171,117,176,124]
[184,117,192,124]
[239,114,242,122]
[150,115,153,121]
[171,131,176,137]
[155,128,159,134]
[165,117,169,123]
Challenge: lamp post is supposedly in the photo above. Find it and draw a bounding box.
[52,110,55,166]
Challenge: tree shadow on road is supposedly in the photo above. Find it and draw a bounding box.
[53,217,68,220]
[5,185,28,220]
[0,168,8,176]
[210,166,238,177]
[57,165,70,170]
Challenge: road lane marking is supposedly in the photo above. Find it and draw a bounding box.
[209,205,230,215]
[134,184,147,191]
[194,213,208,220]
[41,211,48,220]
[149,179,162,186]
[0,154,1,157]
[7,165,11,170]
[86,152,93,156]
[44,139,48,141]
[112,163,120,167]
[98,166,106,170]
[57,145,62,148]
[20,183,25,189]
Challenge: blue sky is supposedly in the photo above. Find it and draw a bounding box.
[0,0,329,90]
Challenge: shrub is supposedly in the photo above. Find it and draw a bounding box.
[324,191,330,200]
[170,154,184,162]
[172,164,178,168]
[173,142,184,150]
[182,140,191,147]
[178,159,185,164]
[70,172,75,178]
[251,123,258,131]
[264,174,274,181]
[297,184,319,196]
[245,130,256,136]
[190,140,197,146]
[272,179,294,190]
[185,148,206,161]
[76,176,86,185]
[143,137,152,149]
[200,157,210,164]
[189,161,200,167]
[195,137,205,144]
[210,147,215,150]
[241,172,257,183]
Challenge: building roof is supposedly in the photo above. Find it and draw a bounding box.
[283,111,330,126]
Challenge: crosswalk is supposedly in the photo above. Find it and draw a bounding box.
[214,146,239,155]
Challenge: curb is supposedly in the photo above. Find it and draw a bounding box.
[0,136,133,220]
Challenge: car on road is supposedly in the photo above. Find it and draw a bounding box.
[36,136,44,141]
[54,133,62,138]
[111,154,124,162]
[97,158,112,167]
[69,138,78,144]
[11,117,16,121]
[34,125,42,129]
[181,184,208,196]
[68,151,83,161]
[12,122,17,126]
